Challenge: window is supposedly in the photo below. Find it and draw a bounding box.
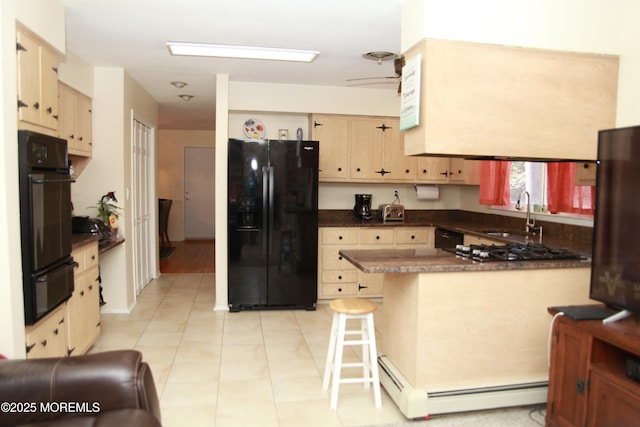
[509,162,547,213]
[480,161,595,217]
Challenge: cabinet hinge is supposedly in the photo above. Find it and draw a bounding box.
[313,121,323,128]
[16,42,27,52]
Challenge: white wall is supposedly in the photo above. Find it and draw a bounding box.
[72,68,159,313]
[403,0,640,126]
[157,130,215,241]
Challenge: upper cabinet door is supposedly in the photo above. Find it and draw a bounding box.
[349,118,384,181]
[16,30,41,126]
[311,115,349,181]
[380,119,416,182]
[16,25,59,132]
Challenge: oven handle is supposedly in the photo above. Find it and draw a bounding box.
[35,261,79,282]
[31,177,76,184]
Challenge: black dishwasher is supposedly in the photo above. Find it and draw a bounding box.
[434,228,464,250]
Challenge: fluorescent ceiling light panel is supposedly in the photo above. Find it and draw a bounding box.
[167,42,319,62]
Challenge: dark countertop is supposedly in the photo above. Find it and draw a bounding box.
[319,209,593,256]
[339,248,591,273]
[72,233,125,254]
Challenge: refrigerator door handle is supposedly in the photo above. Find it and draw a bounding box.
[262,166,269,255]
[268,166,275,255]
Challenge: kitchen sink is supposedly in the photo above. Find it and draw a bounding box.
[484,231,512,237]
[481,229,542,244]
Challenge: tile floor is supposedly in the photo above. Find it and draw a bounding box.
[91,273,403,427]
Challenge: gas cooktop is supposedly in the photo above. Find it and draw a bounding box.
[454,243,586,263]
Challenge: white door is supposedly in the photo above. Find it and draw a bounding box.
[184,147,215,239]
[132,118,154,293]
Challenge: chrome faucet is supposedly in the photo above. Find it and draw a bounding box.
[515,191,542,239]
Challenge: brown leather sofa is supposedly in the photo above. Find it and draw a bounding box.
[0,350,161,427]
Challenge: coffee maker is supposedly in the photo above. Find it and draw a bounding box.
[354,194,372,221]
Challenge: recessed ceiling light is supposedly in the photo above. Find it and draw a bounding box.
[178,94,194,101]
[170,81,187,89]
[166,42,319,63]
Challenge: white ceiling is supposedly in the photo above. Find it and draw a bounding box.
[58,0,403,130]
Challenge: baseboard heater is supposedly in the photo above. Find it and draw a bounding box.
[377,355,548,419]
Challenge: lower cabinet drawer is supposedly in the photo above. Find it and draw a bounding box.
[322,270,358,284]
[321,283,358,298]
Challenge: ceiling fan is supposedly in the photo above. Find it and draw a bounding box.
[347,52,405,93]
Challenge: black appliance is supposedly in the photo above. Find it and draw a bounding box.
[18,130,76,325]
[434,228,464,250]
[72,216,111,242]
[590,125,640,321]
[354,194,372,220]
[454,243,585,263]
[228,138,319,311]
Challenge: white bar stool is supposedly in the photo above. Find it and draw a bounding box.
[322,298,381,410]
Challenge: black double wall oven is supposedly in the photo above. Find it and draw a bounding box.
[18,130,76,325]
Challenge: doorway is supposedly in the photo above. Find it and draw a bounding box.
[184,147,215,239]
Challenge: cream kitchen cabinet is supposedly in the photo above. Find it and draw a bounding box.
[416,157,481,184]
[59,82,93,157]
[350,118,416,183]
[402,38,618,161]
[311,114,350,181]
[16,25,59,133]
[318,226,434,299]
[25,303,67,359]
[575,162,596,186]
[67,240,101,356]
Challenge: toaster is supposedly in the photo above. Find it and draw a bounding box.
[378,204,405,222]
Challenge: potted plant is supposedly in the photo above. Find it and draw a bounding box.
[93,191,123,239]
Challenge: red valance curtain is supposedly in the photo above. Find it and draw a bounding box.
[479,161,511,206]
[546,163,595,215]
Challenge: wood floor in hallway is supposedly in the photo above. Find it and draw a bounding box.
[160,240,215,274]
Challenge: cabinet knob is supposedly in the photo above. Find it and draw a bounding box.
[583,163,590,169]
[33,102,40,110]
[422,169,427,174]
[411,235,415,239]
[356,168,361,172]
[80,290,85,296]
[338,275,342,280]
[46,106,52,114]
[406,169,410,174]
[53,328,59,335]
[338,235,343,240]
[337,167,342,172]
[338,256,343,261]
[376,235,380,240]
[338,288,342,292]
[41,339,47,347]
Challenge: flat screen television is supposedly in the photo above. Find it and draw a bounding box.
[590,125,640,322]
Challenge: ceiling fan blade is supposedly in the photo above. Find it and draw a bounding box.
[346,76,398,82]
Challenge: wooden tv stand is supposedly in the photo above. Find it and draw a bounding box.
[546,308,640,427]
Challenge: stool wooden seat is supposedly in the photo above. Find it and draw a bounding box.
[323,298,381,410]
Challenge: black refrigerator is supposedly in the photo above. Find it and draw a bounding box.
[228,138,319,311]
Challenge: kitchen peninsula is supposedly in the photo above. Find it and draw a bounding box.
[339,247,593,419]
